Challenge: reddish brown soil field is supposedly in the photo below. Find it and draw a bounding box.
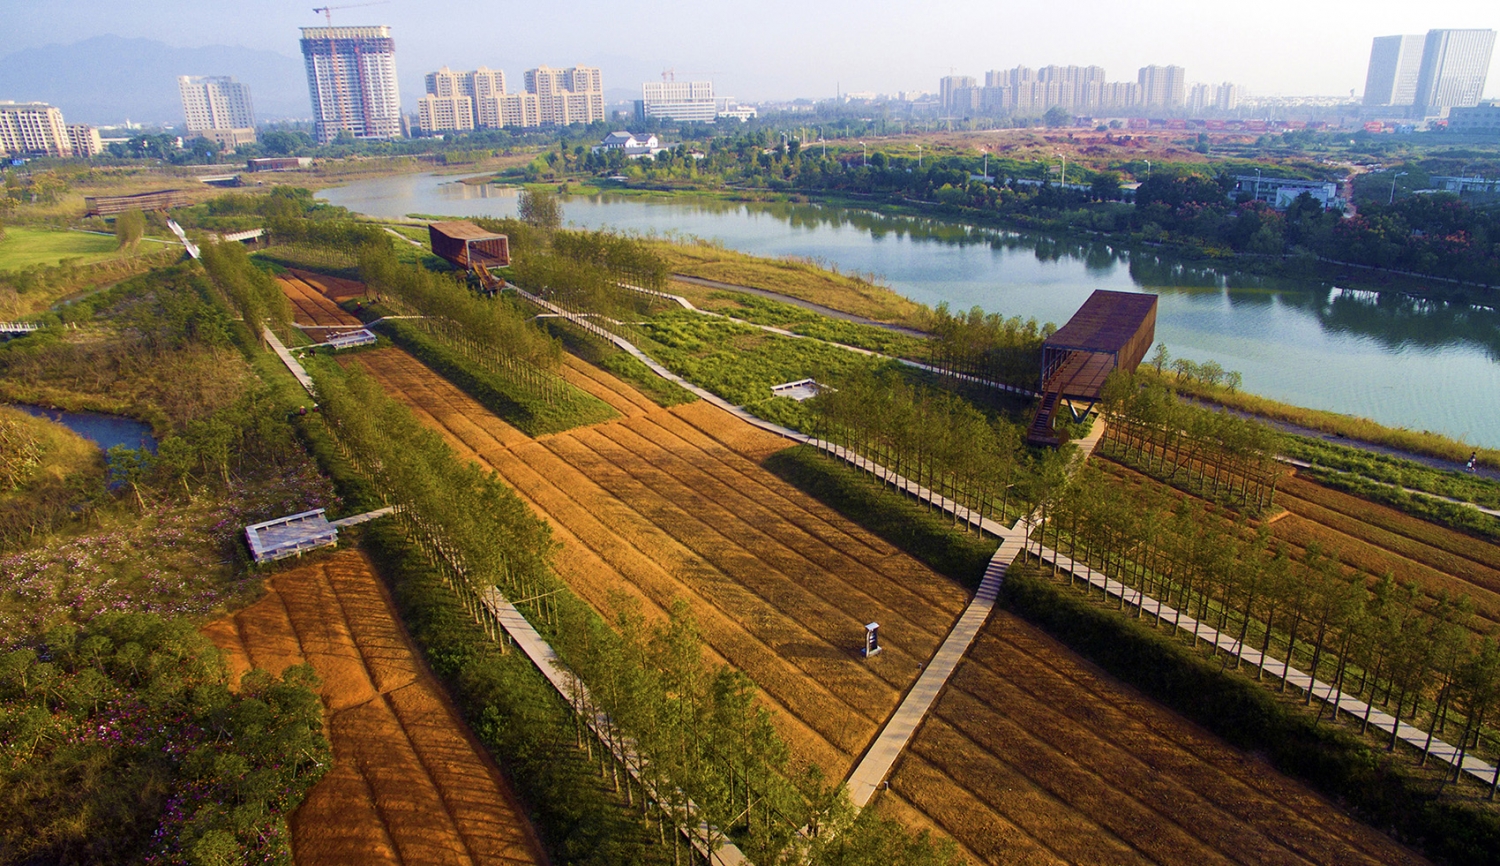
[351,347,968,778]
[276,273,364,329]
[881,610,1430,866]
[203,549,545,866]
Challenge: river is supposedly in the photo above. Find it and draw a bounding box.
[318,173,1500,448]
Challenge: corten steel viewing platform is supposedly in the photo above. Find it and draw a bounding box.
[428,220,510,290]
[1028,290,1157,446]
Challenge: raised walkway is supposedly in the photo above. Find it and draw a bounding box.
[478,586,747,865]
[263,327,317,397]
[518,286,1107,809]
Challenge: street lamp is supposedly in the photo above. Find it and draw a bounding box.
[981,146,989,182]
[860,140,867,167]
[817,125,825,157]
[916,144,922,168]
[1388,171,1408,205]
[1056,152,1066,186]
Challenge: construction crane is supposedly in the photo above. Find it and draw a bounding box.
[311,1,389,25]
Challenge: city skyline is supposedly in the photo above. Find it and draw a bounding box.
[2,0,1497,111]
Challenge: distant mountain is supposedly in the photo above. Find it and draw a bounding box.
[0,35,309,126]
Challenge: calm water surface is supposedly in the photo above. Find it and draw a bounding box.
[319,173,1500,447]
[15,405,157,455]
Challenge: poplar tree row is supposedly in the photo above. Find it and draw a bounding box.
[1099,371,1283,510]
[808,368,1050,529]
[356,243,578,408]
[1039,463,1500,794]
[922,302,1052,389]
[198,239,291,345]
[308,360,934,862]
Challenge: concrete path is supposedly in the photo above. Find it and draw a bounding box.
[670,273,929,338]
[1280,456,1500,518]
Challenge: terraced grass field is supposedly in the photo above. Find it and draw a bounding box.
[276,271,365,329]
[878,609,1429,866]
[203,549,545,866]
[351,347,970,778]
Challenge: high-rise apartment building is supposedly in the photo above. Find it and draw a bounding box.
[67,124,103,157]
[177,75,257,151]
[940,76,977,113]
[419,66,512,132]
[1214,82,1240,111]
[524,65,604,126]
[1412,29,1496,118]
[0,101,74,157]
[299,25,402,143]
[1138,65,1186,110]
[1363,35,1426,107]
[420,63,600,132]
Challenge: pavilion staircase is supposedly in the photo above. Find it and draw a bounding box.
[1027,389,1064,446]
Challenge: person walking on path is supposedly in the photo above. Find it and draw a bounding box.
[1469,451,1478,472]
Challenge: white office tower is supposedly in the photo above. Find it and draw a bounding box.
[177,75,257,150]
[1363,35,1426,108]
[640,80,719,122]
[300,26,402,143]
[1413,29,1496,118]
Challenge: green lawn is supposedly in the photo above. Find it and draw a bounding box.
[0,227,122,271]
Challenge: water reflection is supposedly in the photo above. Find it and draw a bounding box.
[318,174,1500,444]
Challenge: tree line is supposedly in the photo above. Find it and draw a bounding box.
[921,302,1052,389]
[308,357,961,864]
[1037,460,1500,795]
[1099,370,1283,510]
[808,367,1054,530]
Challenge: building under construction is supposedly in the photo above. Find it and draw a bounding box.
[1028,290,1158,446]
[428,220,510,289]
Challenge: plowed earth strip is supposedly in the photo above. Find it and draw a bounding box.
[885,609,1428,866]
[204,550,545,866]
[277,275,363,328]
[350,348,967,778]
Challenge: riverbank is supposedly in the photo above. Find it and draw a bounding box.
[557,177,1496,305]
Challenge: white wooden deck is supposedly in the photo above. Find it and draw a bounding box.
[263,327,317,397]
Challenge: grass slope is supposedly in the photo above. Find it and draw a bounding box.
[0,226,122,271]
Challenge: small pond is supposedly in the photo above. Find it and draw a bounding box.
[13,405,158,455]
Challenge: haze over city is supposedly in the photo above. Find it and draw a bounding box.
[3,0,1499,111]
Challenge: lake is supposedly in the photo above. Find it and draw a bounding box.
[318,173,1500,448]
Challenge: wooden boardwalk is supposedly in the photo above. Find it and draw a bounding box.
[264,327,317,397]
[1034,544,1500,788]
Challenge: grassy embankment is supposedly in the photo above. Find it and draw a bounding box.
[0,226,121,270]
[1145,368,1500,471]
[649,238,926,326]
[774,443,1500,866]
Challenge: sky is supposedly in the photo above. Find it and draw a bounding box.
[4,0,1499,106]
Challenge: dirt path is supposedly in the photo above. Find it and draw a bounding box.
[203,549,546,866]
[351,348,969,778]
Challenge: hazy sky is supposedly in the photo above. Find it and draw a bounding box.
[5,0,1499,103]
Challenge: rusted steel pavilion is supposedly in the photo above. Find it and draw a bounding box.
[428,220,511,292]
[1028,290,1157,445]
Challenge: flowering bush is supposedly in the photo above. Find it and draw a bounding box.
[0,613,328,865]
